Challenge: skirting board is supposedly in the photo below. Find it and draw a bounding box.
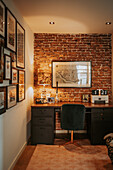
[8,142,27,170]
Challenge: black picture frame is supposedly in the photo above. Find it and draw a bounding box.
[11,67,18,84]
[0,86,6,114]
[17,70,25,102]
[6,84,17,109]
[6,8,16,52]
[0,37,4,83]
[10,51,16,68]
[0,0,5,38]
[16,22,25,69]
[52,61,92,88]
[4,54,11,80]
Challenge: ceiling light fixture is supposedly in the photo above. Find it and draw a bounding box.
[49,22,55,25]
[106,22,111,25]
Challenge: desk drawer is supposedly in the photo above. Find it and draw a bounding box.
[32,117,53,126]
[32,108,54,117]
[31,126,54,144]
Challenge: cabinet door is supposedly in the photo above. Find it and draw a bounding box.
[91,108,113,145]
[31,107,54,145]
[31,126,54,145]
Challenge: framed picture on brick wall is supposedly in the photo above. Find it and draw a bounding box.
[6,8,16,52]
[16,22,25,69]
[52,61,91,88]
[0,86,6,114]
[0,0,5,38]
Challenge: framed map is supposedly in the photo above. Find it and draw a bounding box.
[52,61,91,88]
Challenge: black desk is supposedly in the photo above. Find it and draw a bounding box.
[31,102,113,145]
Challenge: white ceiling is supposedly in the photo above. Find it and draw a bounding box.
[12,0,113,33]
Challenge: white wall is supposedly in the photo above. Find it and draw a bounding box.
[0,0,34,169]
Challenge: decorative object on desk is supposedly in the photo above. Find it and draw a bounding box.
[4,54,11,80]
[47,97,55,103]
[6,85,17,109]
[52,61,91,88]
[39,84,50,102]
[82,94,89,103]
[17,70,25,102]
[6,9,16,52]
[0,1,5,38]
[0,38,4,83]
[17,22,25,68]
[92,90,99,95]
[91,95,109,104]
[0,87,6,114]
[36,98,44,104]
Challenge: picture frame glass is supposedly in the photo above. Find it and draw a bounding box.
[10,52,16,68]
[82,94,89,102]
[7,10,16,52]
[0,1,5,37]
[5,55,11,80]
[12,68,18,84]
[18,70,25,101]
[7,85,17,108]
[0,87,6,114]
[17,23,25,68]
[0,38,4,83]
[52,61,91,88]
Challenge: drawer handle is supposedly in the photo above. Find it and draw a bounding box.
[39,119,45,121]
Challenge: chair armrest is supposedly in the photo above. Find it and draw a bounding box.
[104,133,113,140]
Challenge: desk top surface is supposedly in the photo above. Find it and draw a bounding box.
[32,102,113,108]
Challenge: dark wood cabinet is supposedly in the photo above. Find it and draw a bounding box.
[31,107,54,145]
[91,108,113,145]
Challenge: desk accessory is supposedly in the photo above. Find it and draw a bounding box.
[36,98,44,104]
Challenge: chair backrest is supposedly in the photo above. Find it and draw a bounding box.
[61,104,85,130]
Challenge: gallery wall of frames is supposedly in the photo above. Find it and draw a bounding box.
[0,0,25,114]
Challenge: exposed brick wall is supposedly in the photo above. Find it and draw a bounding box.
[34,33,112,105]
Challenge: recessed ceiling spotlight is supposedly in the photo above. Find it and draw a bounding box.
[106,22,111,25]
[49,22,55,25]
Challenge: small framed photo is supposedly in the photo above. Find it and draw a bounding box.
[0,87,6,115]
[4,54,11,80]
[47,97,55,103]
[10,52,16,68]
[17,22,25,69]
[0,38,4,83]
[6,9,16,52]
[82,94,89,103]
[0,1,5,38]
[6,85,17,109]
[11,68,18,84]
[18,70,25,102]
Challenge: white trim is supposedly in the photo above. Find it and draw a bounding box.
[8,142,27,170]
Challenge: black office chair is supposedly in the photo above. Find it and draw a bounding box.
[61,104,85,145]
